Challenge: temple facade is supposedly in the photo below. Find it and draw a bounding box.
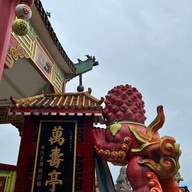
[0,0,100,191]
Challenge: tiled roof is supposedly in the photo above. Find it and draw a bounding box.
[9,89,104,115]
[34,0,76,73]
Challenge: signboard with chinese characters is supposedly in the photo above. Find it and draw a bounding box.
[32,121,77,192]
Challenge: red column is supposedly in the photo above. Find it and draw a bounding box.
[15,116,33,192]
[82,117,95,192]
[0,0,18,81]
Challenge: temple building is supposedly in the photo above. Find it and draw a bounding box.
[0,0,102,191]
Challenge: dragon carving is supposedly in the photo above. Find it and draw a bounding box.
[93,84,181,192]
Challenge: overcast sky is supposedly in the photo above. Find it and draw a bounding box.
[1,0,192,190]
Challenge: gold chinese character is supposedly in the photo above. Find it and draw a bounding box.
[39,161,44,167]
[49,125,65,145]
[45,170,63,192]
[47,147,64,168]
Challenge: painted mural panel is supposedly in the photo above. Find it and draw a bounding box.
[32,121,77,192]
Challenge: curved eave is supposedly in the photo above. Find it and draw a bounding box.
[31,0,76,75]
[9,90,105,124]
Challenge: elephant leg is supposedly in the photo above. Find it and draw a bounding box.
[126,156,152,192]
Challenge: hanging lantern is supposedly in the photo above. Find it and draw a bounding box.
[12,18,29,36]
[12,0,34,36]
[15,3,32,20]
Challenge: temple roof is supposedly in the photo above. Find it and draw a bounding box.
[34,0,98,79]
[9,89,105,123]
[34,0,75,73]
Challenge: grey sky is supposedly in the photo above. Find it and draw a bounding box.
[0,0,192,189]
[44,0,192,188]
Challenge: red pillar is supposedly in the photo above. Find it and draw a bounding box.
[82,117,95,192]
[0,0,18,81]
[15,116,33,192]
